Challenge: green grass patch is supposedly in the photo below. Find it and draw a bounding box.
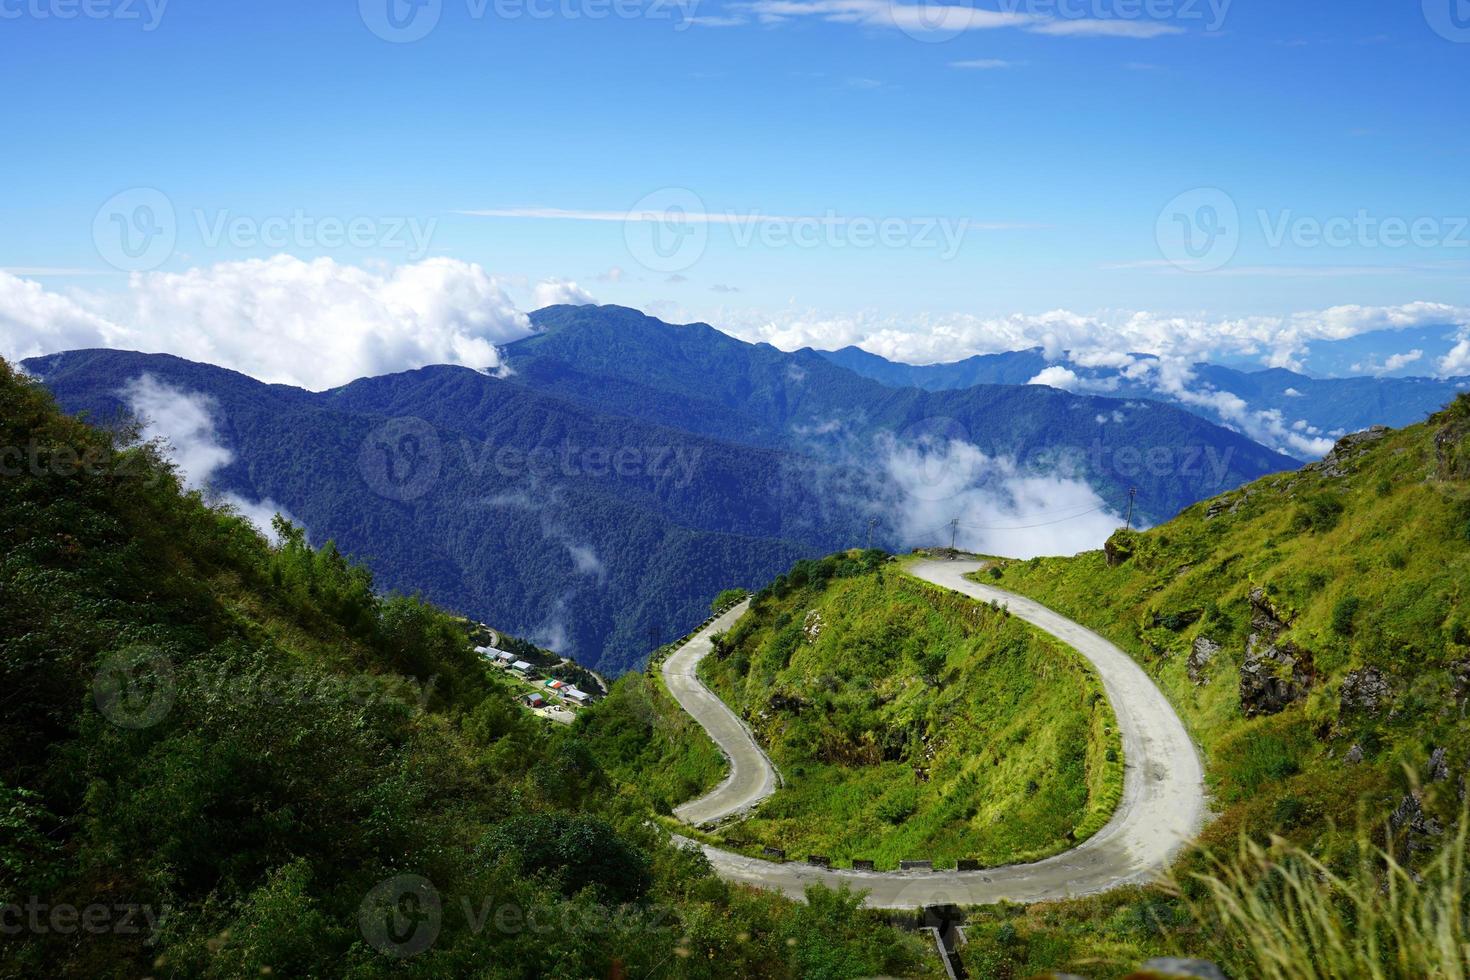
[693,560,1122,869]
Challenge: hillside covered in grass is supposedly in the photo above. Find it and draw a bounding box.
[0,359,937,980]
[950,395,1470,978]
[986,396,1470,853]
[692,552,1122,869]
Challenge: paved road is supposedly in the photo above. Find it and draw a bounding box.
[662,600,780,826]
[665,560,1206,908]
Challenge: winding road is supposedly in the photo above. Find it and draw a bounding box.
[662,559,1206,908]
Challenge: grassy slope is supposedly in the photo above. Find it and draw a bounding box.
[950,396,1470,979]
[572,667,729,815]
[694,559,1122,869]
[984,401,1470,850]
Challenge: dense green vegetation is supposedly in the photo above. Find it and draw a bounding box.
[0,359,938,979]
[687,551,1121,868]
[954,395,1470,977]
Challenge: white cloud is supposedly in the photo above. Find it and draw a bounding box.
[730,0,1183,39]
[120,374,296,543]
[0,257,533,391]
[1441,335,1470,377]
[1027,365,1081,390]
[950,58,1023,69]
[1029,18,1183,36]
[1351,349,1424,376]
[880,436,1120,558]
[533,278,596,308]
[704,301,1470,378]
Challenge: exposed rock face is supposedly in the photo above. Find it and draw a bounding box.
[1187,637,1221,685]
[1390,792,1445,855]
[801,609,824,644]
[1451,660,1470,710]
[1340,667,1393,716]
[1345,743,1364,764]
[1104,532,1134,567]
[1239,588,1311,716]
[1429,747,1451,783]
[1306,425,1389,478]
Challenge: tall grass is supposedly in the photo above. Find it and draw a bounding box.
[1181,814,1469,979]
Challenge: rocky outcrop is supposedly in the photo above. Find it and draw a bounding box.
[802,609,824,644]
[1305,425,1389,478]
[1239,588,1311,716]
[1339,667,1393,716]
[1450,660,1470,710]
[1187,637,1221,685]
[1345,743,1364,764]
[1104,531,1134,567]
[1429,747,1451,783]
[1390,791,1445,855]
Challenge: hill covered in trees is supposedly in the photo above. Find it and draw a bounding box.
[0,358,936,978]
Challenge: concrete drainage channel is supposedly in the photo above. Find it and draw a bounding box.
[887,906,968,979]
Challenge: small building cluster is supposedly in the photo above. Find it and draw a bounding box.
[477,645,596,712]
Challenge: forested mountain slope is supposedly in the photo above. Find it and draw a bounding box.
[507,305,1299,525]
[0,358,935,979]
[25,349,869,675]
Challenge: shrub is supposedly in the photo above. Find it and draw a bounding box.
[1331,595,1362,637]
[1290,494,1344,534]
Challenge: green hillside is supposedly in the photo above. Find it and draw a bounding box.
[692,553,1122,869]
[985,397,1470,850]
[0,359,937,980]
[953,395,1470,978]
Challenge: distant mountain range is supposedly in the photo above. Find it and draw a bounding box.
[25,306,1301,674]
[817,344,1469,459]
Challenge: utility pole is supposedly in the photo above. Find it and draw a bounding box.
[866,517,878,551]
[948,518,960,555]
[648,624,658,653]
[1125,488,1138,531]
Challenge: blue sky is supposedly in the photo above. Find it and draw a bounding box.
[1,0,1468,374]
